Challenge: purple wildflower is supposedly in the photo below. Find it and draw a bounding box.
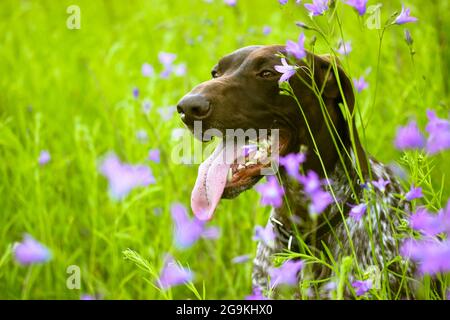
[14,234,52,265]
[158,52,176,78]
[174,63,187,76]
[344,0,368,16]
[262,25,272,36]
[405,185,423,201]
[171,203,208,248]
[99,153,155,200]
[142,99,153,114]
[349,203,368,221]
[160,68,172,79]
[425,110,450,155]
[298,170,321,194]
[353,76,368,93]
[269,260,304,287]
[401,239,450,275]
[279,0,288,4]
[298,170,333,214]
[245,287,269,300]
[279,152,306,180]
[304,0,329,16]
[286,33,307,60]
[253,224,276,247]
[352,279,372,296]
[132,87,139,99]
[141,63,154,77]
[337,40,352,56]
[231,254,251,264]
[372,177,390,193]
[394,120,426,150]
[409,201,450,236]
[148,149,161,163]
[136,129,148,142]
[255,176,285,208]
[157,255,193,290]
[38,150,51,166]
[224,0,237,6]
[158,52,177,67]
[409,207,443,236]
[309,190,333,214]
[274,58,298,84]
[80,294,99,300]
[395,5,418,25]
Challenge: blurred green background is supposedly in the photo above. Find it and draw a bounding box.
[0,0,449,299]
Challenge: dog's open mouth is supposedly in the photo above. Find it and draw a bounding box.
[191,133,288,220]
[223,139,273,195]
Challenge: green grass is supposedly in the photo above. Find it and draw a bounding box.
[0,0,449,299]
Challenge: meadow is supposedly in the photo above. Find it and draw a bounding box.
[0,0,449,299]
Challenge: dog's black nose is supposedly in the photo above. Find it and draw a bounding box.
[177,94,211,122]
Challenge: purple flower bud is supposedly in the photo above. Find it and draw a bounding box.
[231,254,251,264]
[132,87,139,99]
[404,29,414,46]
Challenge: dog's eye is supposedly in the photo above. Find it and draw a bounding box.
[211,70,219,78]
[258,70,275,78]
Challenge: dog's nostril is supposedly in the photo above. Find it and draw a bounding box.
[177,94,211,120]
[191,104,210,117]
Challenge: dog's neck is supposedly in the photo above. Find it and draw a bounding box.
[272,146,363,249]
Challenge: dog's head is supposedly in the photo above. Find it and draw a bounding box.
[177,45,365,220]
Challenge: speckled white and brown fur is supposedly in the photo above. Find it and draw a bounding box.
[252,153,414,299]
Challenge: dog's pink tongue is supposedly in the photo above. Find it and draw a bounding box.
[191,141,236,221]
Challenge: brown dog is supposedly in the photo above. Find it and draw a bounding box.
[177,45,412,299]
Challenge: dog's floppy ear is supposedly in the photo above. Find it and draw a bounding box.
[310,54,355,115]
[308,53,369,175]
